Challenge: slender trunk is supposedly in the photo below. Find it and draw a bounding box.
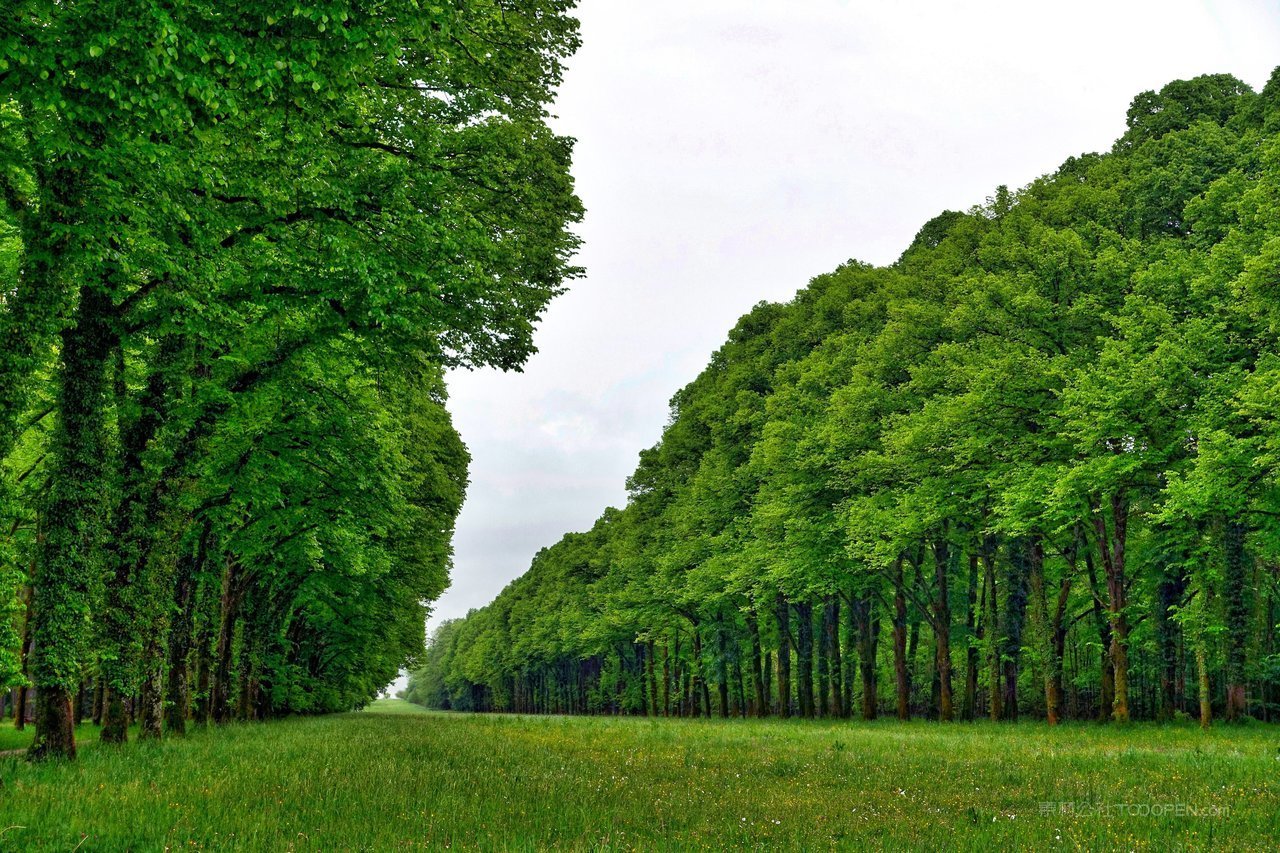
[1154,552,1186,722]
[646,640,658,717]
[998,539,1031,721]
[662,635,672,717]
[795,601,815,718]
[1223,520,1249,721]
[931,537,954,722]
[776,595,791,719]
[1085,550,1115,720]
[891,557,909,720]
[747,610,766,717]
[983,542,1001,722]
[963,553,980,721]
[716,623,729,718]
[826,596,844,718]
[1095,494,1131,722]
[1028,539,1059,725]
[816,601,830,717]
[212,562,242,724]
[165,570,197,734]
[854,596,878,720]
[1196,639,1212,729]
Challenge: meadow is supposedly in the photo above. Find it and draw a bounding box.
[0,704,1276,850]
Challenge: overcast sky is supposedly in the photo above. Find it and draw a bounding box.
[420,0,1280,652]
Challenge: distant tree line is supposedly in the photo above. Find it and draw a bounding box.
[407,71,1280,726]
[0,1,583,760]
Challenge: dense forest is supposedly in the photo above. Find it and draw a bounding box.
[0,2,583,760]
[408,70,1280,727]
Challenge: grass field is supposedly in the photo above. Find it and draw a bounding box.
[0,705,1276,850]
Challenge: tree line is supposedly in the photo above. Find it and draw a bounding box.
[407,71,1280,727]
[0,1,583,760]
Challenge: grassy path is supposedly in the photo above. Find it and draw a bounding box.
[0,710,1276,849]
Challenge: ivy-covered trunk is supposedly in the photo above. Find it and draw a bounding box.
[30,284,117,761]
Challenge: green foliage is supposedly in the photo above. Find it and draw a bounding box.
[415,69,1280,728]
[0,1,583,754]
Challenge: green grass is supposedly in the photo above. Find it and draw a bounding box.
[362,697,431,715]
[0,712,1276,850]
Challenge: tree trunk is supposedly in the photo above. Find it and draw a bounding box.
[1085,550,1115,721]
[166,570,197,734]
[646,640,658,717]
[1196,639,1212,729]
[137,640,164,740]
[100,687,129,743]
[211,559,246,724]
[826,596,844,718]
[963,553,980,721]
[998,538,1031,720]
[1094,494,1131,722]
[1223,519,1250,721]
[816,601,830,717]
[891,557,910,720]
[854,596,878,720]
[1028,540,1060,725]
[776,595,791,719]
[747,609,766,717]
[931,536,954,722]
[795,601,815,718]
[1154,551,1186,722]
[982,538,1001,722]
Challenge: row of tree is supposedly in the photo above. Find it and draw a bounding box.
[0,2,584,759]
[407,71,1280,726]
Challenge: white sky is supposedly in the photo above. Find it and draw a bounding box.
[409,0,1280,676]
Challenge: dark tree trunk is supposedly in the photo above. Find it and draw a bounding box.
[137,641,164,740]
[1085,550,1115,721]
[716,623,729,718]
[982,540,1001,722]
[1154,550,1186,722]
[891,557,910,720]
[100,687,129,743]
[662,635,672,717]
[776,595,791,719]
[825,596,844,718]
[747,609,766,717]
[646,640,658,717]
[1223,519,1250,721]
[29,688,76,762]
[854,596,878,720]
[998,538,1032,721]
[963,553,980,721]
[1094,494,1131,722]
[795,601,815,718]
[816,602,830,717]
[931,537,954,722]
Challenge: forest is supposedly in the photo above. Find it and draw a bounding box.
[407,69,1280,727]
[0,2,583,760]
